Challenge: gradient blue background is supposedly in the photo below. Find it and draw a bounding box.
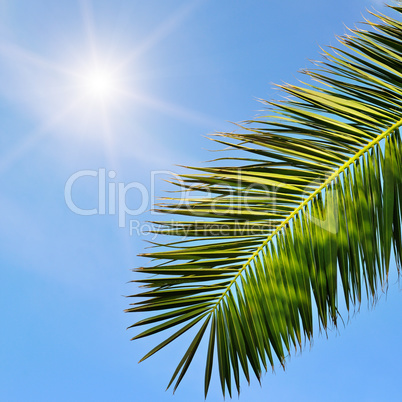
[0,1,400,401]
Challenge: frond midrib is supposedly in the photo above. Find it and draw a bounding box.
[209,116,402,316]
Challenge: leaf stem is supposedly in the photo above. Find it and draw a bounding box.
[209,117,402,313]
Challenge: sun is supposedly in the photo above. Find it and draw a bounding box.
[78,65,119,103]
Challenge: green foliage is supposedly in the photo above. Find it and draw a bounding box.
[127,6,402,397]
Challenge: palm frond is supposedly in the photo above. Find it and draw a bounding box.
[127,5,402,397]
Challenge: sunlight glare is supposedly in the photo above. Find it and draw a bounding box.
[73,61,121,106]
[82,66,117,101]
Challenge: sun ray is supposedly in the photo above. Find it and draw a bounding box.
[79,0,98,61]
[0,40,74,76]
[0,95,87,175]
[116,0,205,70]
[117,88,222,128]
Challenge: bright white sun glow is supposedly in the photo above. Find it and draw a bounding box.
[81,67,118,101]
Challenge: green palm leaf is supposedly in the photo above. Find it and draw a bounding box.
[127,5,402,397]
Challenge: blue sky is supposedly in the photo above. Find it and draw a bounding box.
[0,1,401,401]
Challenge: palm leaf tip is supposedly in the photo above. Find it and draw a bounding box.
[127,5,402,397]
